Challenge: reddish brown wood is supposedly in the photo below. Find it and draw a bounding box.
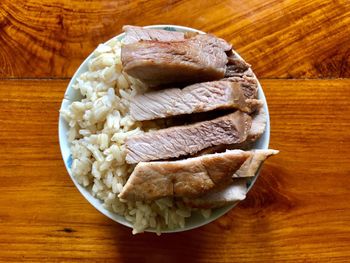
[1,0,350,261]
[0,79,349,262]
[0,0,349,78]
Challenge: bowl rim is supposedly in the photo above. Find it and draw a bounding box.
[58,24,270,233]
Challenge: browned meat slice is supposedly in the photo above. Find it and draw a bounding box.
[183,149,278,208]
[225,50,252,77]
[226,65,254,78]
[246,104,267,142]
[122,25,186,44]
[119,150,248,201]
[119,149,278,201]
[225,76,259,99]
[194,105,267,156]
[130,80,262,121]
[183,179,247,208]
[125,111,252,164]
[121,34,232,86]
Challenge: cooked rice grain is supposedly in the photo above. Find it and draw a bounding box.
[60,39,205,234]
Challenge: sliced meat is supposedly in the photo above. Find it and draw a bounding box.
[121,34,232,86]
[225,50,251,77]
[122,25,186,44]
[246,104,267,142]
[119,150,248,201]
[226,65,253,78]
[119,149,278,201]
[194,105,267,156]
[163,109,236,128]
[183,149,278,208]
[130,80,262,121]
[125,111,252,164]
[183,179,247,209]
[233,148,275,178]
[225,76,259,99]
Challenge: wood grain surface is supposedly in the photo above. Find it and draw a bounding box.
[0,0,349,78]
[1,79,350,262]
[1,0,350,262]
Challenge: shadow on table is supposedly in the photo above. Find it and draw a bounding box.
[113,226,207,263]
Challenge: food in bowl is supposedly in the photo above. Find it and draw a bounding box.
[60,25,278,234]
[119,149,277,202]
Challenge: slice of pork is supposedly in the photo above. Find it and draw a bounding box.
[183,149,278,208]
[119,150,249,201]
[234,145,273,178]
[121,34,232,86]
[225,50,252,77]
[125,111,252,164]
[122,25,186,44]
[119,149,278,201]
[246,104,267,142]
[225,76,259,99]
[183,179,247,209]
[194,105,267,156]
[130,80,262,121]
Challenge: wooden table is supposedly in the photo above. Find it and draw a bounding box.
[1,0,349,262]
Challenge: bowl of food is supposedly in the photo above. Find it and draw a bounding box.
[59,25,278,234]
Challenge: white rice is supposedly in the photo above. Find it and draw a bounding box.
[60,38,211,234]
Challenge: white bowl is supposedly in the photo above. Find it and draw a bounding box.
[58,25,270,233]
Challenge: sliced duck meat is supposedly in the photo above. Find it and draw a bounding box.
[130,80,262,121]
[122,25,186,44]
[121,34,232,86]
[119,149,278,201]
[183,149,278,208]
[125,111,252,164]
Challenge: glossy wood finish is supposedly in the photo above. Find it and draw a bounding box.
[0,0,349,78]
[1,79,350,262]
[1,0,350,262]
